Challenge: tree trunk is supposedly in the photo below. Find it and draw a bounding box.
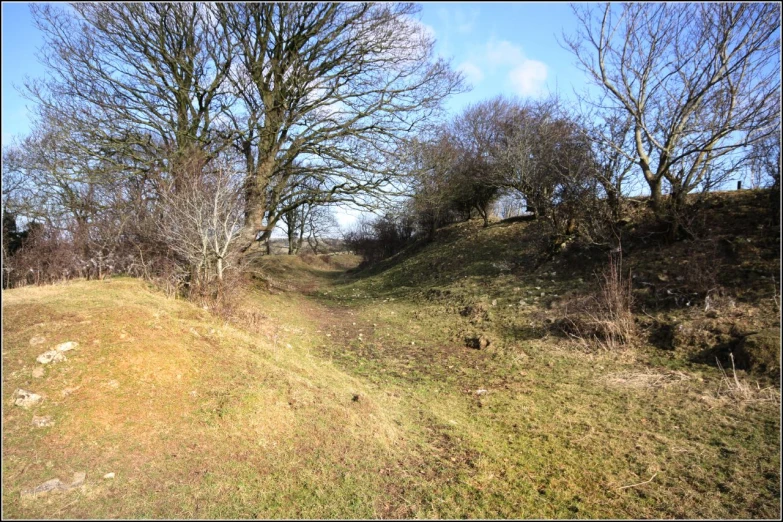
[648,176,663,213]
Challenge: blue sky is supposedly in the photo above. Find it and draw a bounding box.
[419,2,589,112]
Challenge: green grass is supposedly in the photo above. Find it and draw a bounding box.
[2,191,780,518]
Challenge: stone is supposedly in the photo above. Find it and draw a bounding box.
[31,367,45,379]
[21,472,86,499]
[475,389,488,395]
[103,472,115,480]
[31,415,54,428]
[55,341,78,352]
[70,472,86,488]
[61,386,80,397]
[29,336,46,346]
[20,478,63,499]
[36,350,66,365]
[13,389,42,409]
[465,335,491,350]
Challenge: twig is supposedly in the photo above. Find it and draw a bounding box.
[616,472,658,490]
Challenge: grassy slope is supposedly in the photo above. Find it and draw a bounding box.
[2,190,780,518]
[311,189,780,518]
[2,278,417,518]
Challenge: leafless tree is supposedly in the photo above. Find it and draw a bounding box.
[563,3,781,217]
[306,206,339,255]
[27,3,235,188]
[216,3,463,251]
[156,155,244,283]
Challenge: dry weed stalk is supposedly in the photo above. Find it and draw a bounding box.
[715,353,780,404]
[557,251,636,350]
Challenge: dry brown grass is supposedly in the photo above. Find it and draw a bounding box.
[715,353,781,404]
[554,252,637,350]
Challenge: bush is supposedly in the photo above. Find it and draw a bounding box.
[343,212,416,265]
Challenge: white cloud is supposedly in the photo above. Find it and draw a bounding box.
[480,39,548,97]
[457,61,484,85]
[509,60,548,97]
[485,40,524,68]
[437,7,479,35]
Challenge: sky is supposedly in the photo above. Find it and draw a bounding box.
[0,2,596,230]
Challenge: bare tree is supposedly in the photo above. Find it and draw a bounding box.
[27,3,234,187]
[217,3,463,251]
[156,155,244,283]
[305,206,338,255]
[563,3,781,217]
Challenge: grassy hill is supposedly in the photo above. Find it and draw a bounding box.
[2,189,779,518]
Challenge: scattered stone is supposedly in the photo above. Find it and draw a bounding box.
[106,380,120,389]
[31,367,45,379]
[103,472,115,480]
[189,328,201,338]
[37,350,67,365]
[475,389,488,395]
[29,336,46,346]
[61,386,81,397]
[491,299,497,306]
[21,472,87,499]
[71,472,86,488]
[13,389,42,409]
[410,341,415,345]
[55,341,78,352]
[20,478,63,499]
[31,415,54,428]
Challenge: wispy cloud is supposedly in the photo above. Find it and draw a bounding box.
[437,6,480,35]
[457,61,484,86]
[509,60,548,97]
[484,39,548,97]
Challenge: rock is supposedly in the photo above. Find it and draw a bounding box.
[61,386,80,397]
[70,472,86,488]
[103,472,115,480]
[465,335,491,350]
[475,389,488,395]
[31,367,45,379]
[491,299,497,306]
[36,350,67,365]
[29,336,46,346]
[20,478,63,499]
[20,472,86,499]
[735,329,780,377]
[31,415,54,427]
[55,341,78,352]
[106,380,119,389]
[13,389,42,409]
